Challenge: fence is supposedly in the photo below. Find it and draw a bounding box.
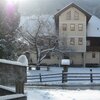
[27,70,100,83]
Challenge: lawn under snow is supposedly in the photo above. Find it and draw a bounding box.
[27,67,100,85]
[26,88,100,100]
[26,67,100,100]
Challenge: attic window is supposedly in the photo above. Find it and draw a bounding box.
[74,11,79,20]
[66,11,71,20]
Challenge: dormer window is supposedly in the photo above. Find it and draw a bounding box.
[74,11,79,20]
[66,11,71,20]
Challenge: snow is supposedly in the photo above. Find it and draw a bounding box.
[26,88,100,100]
[17,55,28,66]
[61,59,70,65]
[27,67,100,85]
[87,15,100,37]
[0,85,15,93]
[5,67,100,100]
[0,55,28,67]
[0,85,26,100]
[0,94,26,100]
[0,59,26,66]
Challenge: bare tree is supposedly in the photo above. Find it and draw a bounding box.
[17,15,58,70]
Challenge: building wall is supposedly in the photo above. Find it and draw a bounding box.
[59,7,86,52]
[30,6,100,67]
[85,52,100,64]
[31,53,59,65]
[69,53,83,65]
[0,63,26,85]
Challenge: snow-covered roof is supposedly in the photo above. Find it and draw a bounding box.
[87,16,100,37]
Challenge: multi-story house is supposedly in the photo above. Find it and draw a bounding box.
[54,3,100,66]
[21,3,100,67]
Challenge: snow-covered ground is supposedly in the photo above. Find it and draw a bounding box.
[26,87,100,100]
[27,67,100,85]
[25,67,100,100]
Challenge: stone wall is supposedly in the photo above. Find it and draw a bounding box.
[0,63,26,85]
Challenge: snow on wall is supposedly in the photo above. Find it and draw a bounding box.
[0,55,28,67]
[17,55,28,66]
[87,15,100,37]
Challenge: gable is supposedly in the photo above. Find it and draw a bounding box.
[54,3,91,29]
[59,6,86,21]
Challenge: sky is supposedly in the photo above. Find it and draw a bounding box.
[18,0,100,16]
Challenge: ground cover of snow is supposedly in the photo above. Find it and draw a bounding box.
[26,87,100,100]
[27,67,100,85]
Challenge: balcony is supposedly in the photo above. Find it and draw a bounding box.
[87,46,100,51]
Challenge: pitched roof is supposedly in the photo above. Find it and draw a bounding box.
[87,16,100,37]
[54,3,91,24]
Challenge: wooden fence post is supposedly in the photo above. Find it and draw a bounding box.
[16,81,24,94]
[62,71,67,83]
[90,69,93,83]
[39,73,42,82]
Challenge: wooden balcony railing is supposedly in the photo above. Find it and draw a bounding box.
[87,46,100,51]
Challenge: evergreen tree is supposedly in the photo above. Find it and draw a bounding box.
[0,0,20,59]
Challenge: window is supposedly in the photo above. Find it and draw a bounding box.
[78,24,83,31]
[63,55,69,59]
[66,11,71,20]
[70,38,75,45]
[92,52,95,58]
[45,53,51,59]
[62,24,67,31]
[70,24,75,31]
[74,11,79,20]
[86,40,90,46]
[78,38,83,45]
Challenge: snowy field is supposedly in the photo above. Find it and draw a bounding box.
[27,67,100,85]
[26,67,100,100]
[26,87,100,100]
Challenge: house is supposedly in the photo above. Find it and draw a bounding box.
[54,3,100,66]
[20,3,100,67]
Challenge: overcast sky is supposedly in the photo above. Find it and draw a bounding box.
[19,0,100,16]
